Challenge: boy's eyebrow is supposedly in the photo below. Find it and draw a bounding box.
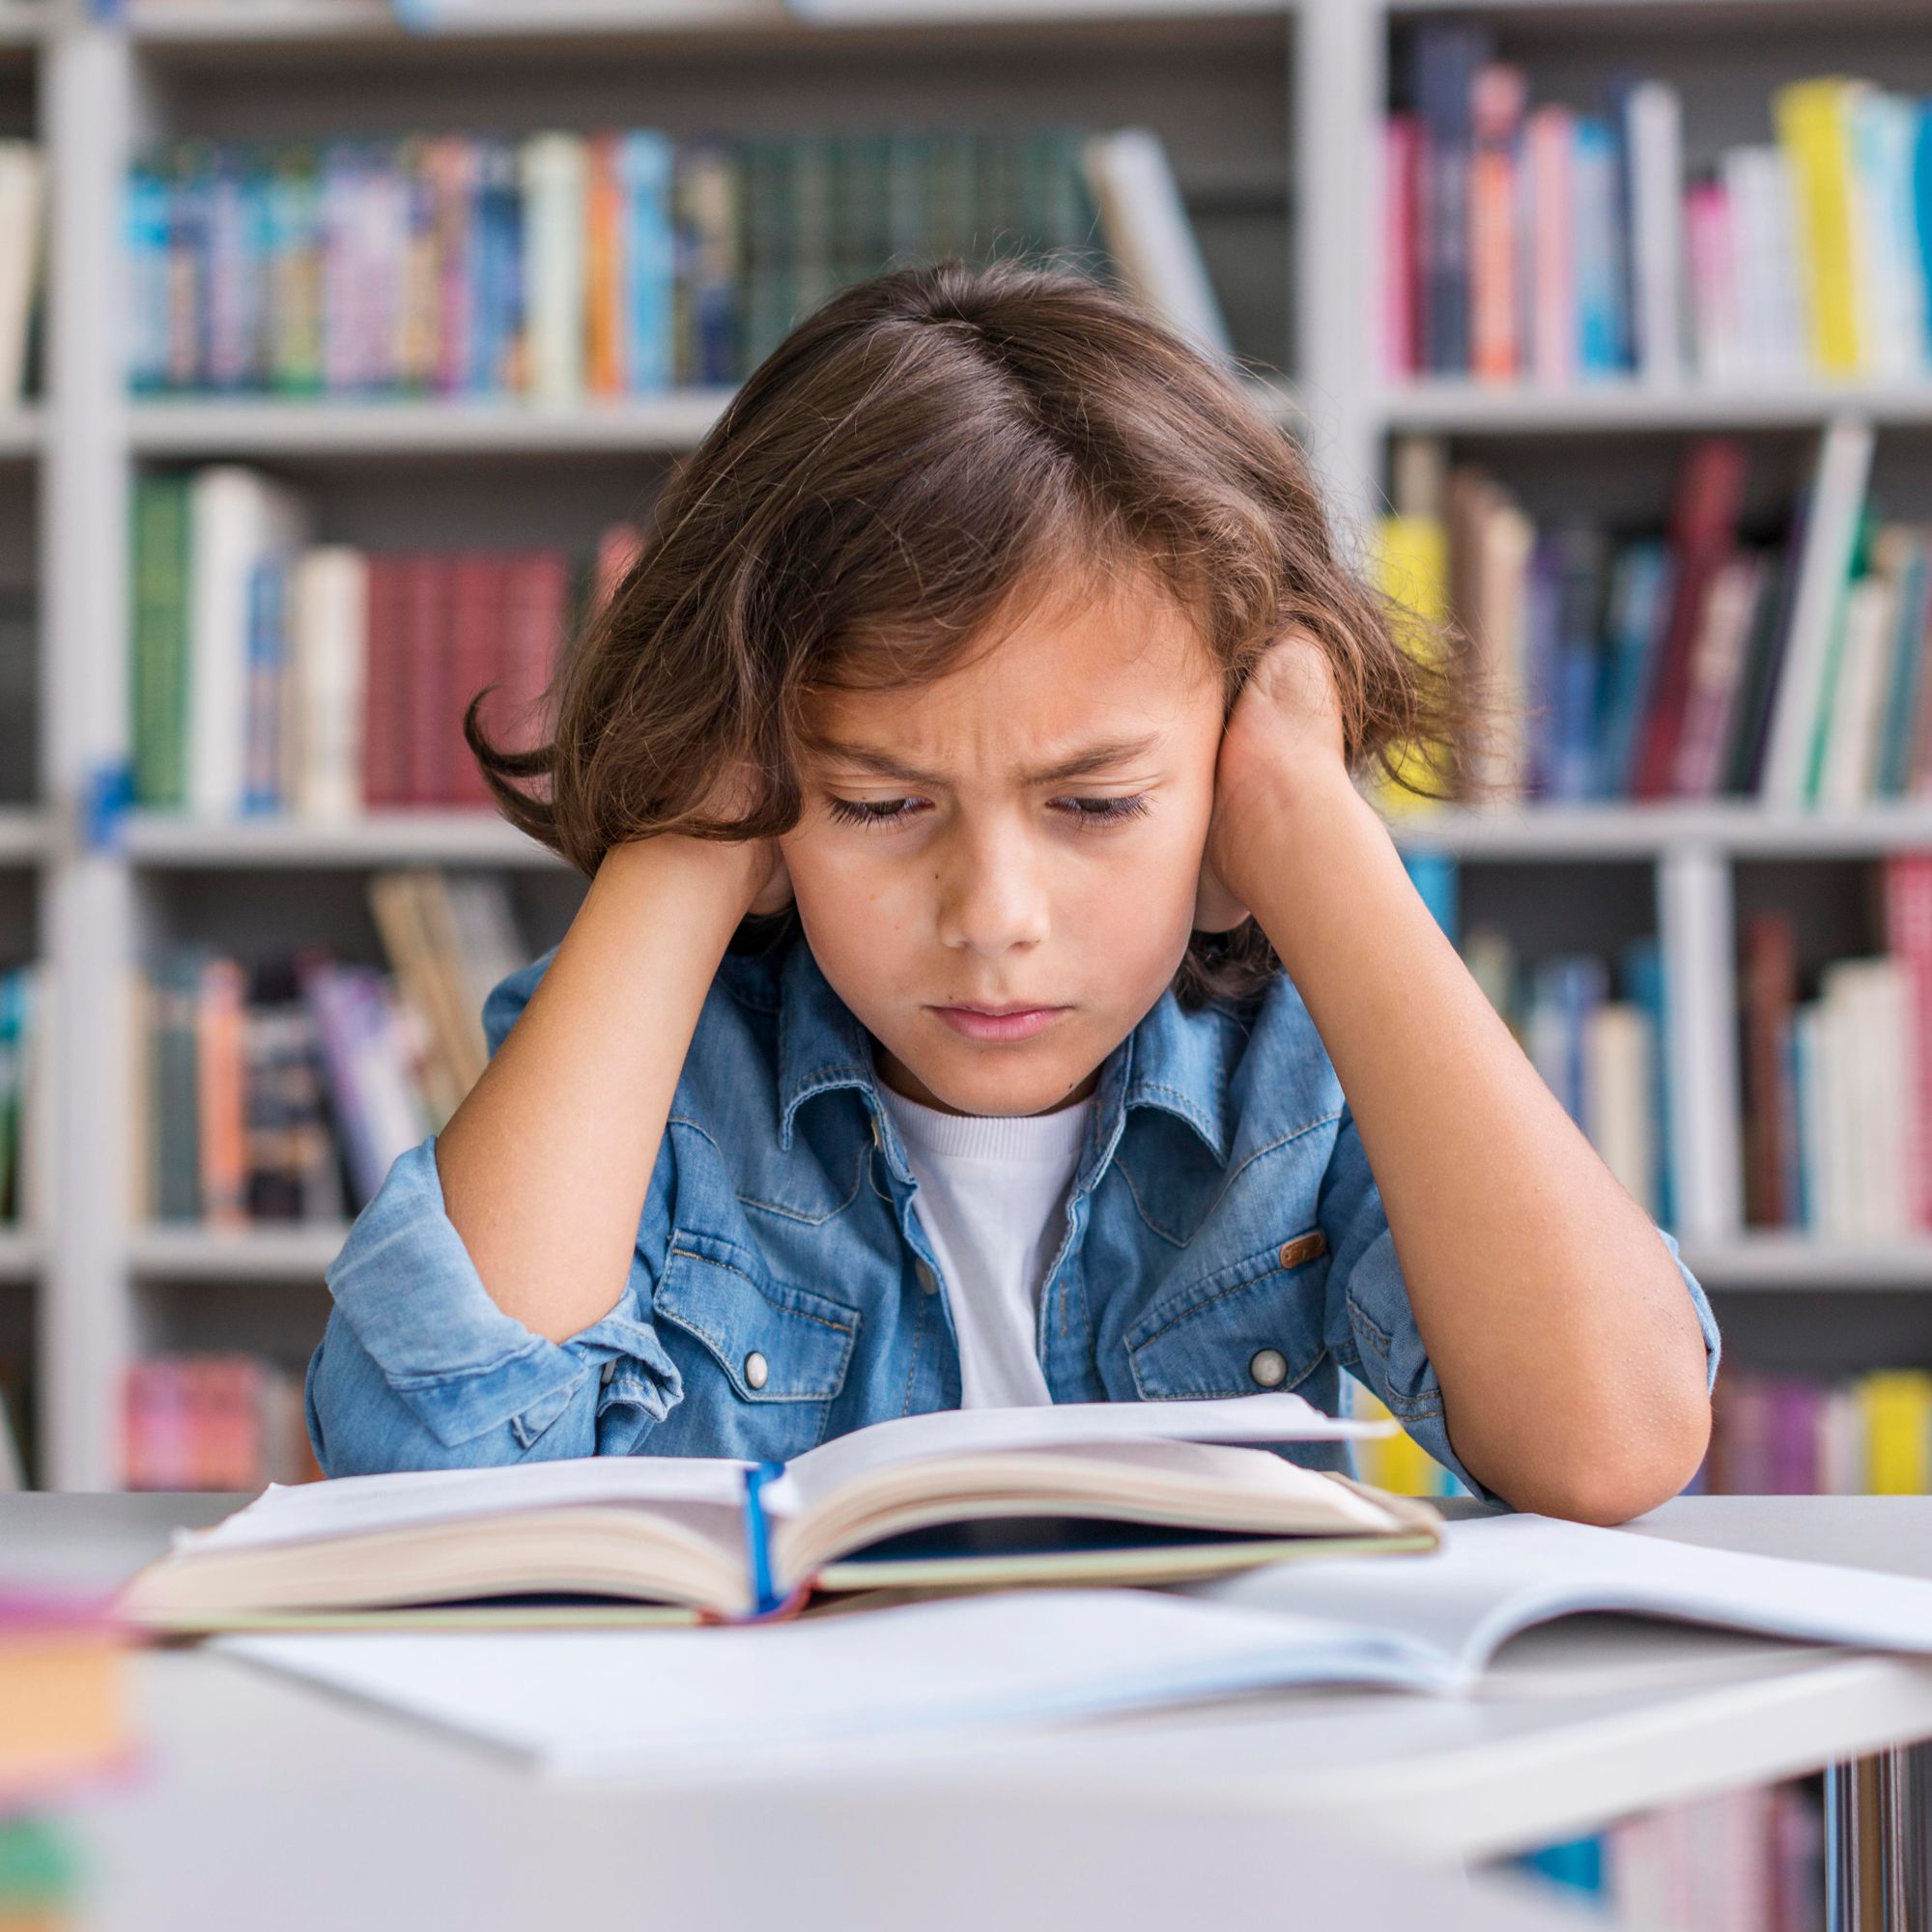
[807,732,1166,787]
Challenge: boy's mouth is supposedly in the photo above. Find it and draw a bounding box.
[927,1004,1070,1044]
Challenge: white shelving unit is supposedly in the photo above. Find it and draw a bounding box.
[14,0,1932,1486]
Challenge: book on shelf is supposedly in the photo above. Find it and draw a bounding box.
[1521,1781,1823,1932]
[1740,855,1932,1241]
[0,961,43,1229]
[120,1393,1436,1630]
[1384,32,1932,387]
[1377,419,1932,811]
[1697,1366,1932,1497]
[122,1352,321,1493]
[129,464,602,818]
[135,870,526,1222]
[125,124,1218,402]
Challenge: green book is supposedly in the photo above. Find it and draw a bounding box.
[129,471,191,810]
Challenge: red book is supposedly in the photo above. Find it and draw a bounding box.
[1631,438,1749,798]
[496,552,570,760]
[1741,912,1799,1228]
[1468,66,1525,383]
[447,553,504,808]
[1884,854,1932,1229]
[402,554,451,806]
[360,555,412,808]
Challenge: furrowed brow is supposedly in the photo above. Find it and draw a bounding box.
[808,732,1164,788]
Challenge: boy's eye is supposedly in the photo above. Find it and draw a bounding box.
[1052,794,1151,828]
[825,793,1152,830]
[825,796,928,828]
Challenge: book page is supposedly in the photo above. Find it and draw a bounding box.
[770,1392,1391,1518]
[1190,1512,1932,1687]
[217,1587,1443,1778]
[171,1453,755,1558]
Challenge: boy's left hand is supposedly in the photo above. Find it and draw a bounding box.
[1194,630,1350,932]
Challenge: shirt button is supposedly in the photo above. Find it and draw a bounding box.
[744,1350,770,1391]
[917,1263,939,1294]
[600,1360,615,1387]
[1249,1349,1290,1389]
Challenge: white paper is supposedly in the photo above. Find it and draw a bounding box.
[219,1589,1437,1778]
[1191,1512,1932,1688]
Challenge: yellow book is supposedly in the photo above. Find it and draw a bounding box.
[1859,1370,1932,1494]
[1775,78,1862,375]
[1350,1381,1454,1496]
[1372,510,1452,816]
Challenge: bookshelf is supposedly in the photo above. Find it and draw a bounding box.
[12,0,1932,1492]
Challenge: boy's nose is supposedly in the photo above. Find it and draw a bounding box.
[934,828,1049,955]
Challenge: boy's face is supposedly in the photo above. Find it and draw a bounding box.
[784,567,1228,1118]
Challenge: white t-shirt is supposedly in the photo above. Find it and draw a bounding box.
[875,1084,1094,1408]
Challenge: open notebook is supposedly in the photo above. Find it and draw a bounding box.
[121,1393,1441,1631]
[210,1512,1932,1779]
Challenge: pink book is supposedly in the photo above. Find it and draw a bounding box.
[1525,105,1574,386]
[447,553,504,808]
[1381,115,1421,379]
[1685,179,1739,381]
[1766,1378,1822,1494]
[1469,66,1526,383]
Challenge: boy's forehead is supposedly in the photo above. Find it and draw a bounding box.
[804,575,1219,764]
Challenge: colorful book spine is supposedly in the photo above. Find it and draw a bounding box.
[126,125,1110,398]
[1385,65,1932,385]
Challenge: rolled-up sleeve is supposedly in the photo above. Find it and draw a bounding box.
[1317,1107,1721,1510]
[304,946,686,1475]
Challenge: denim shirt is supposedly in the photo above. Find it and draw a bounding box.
[306,930,1721,1506]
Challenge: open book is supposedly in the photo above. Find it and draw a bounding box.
[121,1394,1440,1630]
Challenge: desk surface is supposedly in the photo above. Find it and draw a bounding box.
[15,1492,1932,1932]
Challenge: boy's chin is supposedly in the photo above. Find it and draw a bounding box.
[884,1043,1103,1121]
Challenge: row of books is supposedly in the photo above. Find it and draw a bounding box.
[1469,930,1672,1230]
[1379,419,1919,809]
[128,466,638,816]
[1741,856,1932,1238]
[123,126,1184,400]
[122,1353,320,1492]
[1700,1367,1932,1496]
[1520,1781,1822,1932]
[134,870,526,1221]
[0,964,41,1227]
[1388,27,1932,386]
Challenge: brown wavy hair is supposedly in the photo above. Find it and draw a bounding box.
[466,258,1462,1010]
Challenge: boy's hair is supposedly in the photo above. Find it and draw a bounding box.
[469,259,1461,1009]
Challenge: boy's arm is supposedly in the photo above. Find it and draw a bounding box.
[434,833,773,1345]
[1204,639,1714,1524]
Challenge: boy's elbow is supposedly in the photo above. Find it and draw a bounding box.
[1528,1386,1714,1528]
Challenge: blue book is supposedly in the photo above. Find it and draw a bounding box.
[1551,528,1609,803]
[1595,542,1673,799]
[125,150,173,393]
[1875,538,1930,796]
[617,131,676,393]
[471,136,522,396]
[241,557,287,816]
[1917,105,1932,362]
[1402,850,1459,943]
[1572,116,1629,377]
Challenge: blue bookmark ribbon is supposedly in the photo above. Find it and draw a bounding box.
[741,1462,786,1619]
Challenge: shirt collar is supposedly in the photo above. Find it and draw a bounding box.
[774,936,1233,1171]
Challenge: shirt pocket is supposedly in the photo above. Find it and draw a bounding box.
[1124,1230,1329,1402]
[649,1228,860,1462]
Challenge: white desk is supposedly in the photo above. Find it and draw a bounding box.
[14,1493,1932,1931]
